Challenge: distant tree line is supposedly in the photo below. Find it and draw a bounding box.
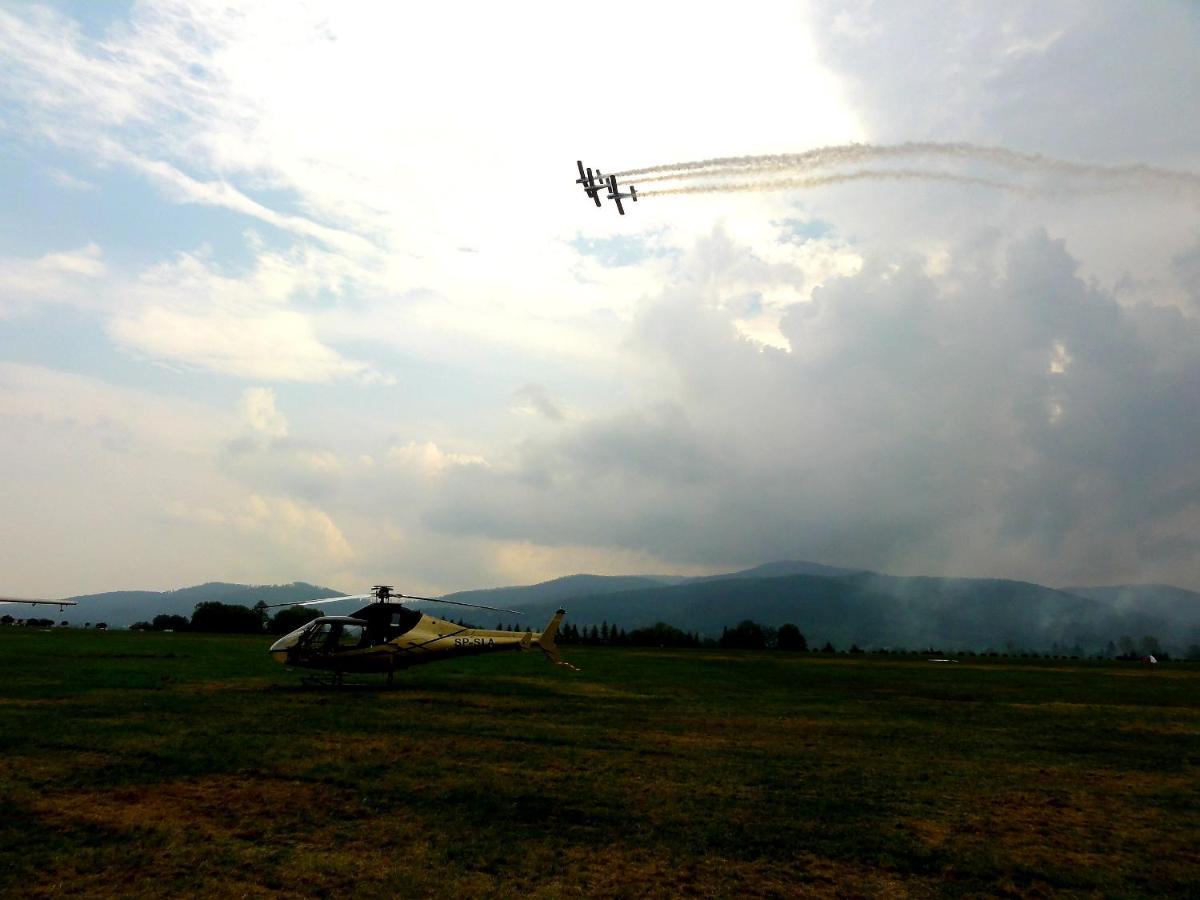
[718,620,810,650]
[546,621,702,648]
[125,602,332,634]
[129,602,267,634]
[14,605,1199,661]
[1,616,107,628]
[1,615,58,628]
[130,614,191,632]
[538,619,1197,661]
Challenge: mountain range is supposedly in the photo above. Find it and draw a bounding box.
[442,566,1200,653]
[14,562,1199,654]
[26,582,340,630]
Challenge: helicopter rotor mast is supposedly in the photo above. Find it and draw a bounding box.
[373,585,523,614]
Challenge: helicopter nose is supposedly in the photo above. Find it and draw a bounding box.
[268,629,303,661]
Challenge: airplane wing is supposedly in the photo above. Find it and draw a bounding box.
[608,177,625,215]
[578,162,604,207]
[0,596,78,607]
[580,167,602,206]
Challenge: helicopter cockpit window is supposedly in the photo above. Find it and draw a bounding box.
[298,621,366,652]
[384,606,421,634]
[301,622,334,649]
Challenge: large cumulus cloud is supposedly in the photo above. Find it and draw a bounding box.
[801,1,1200,311]
[808,1,1200,160]
[425,227,1200,588]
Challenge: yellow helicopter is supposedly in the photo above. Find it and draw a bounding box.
[261,585,575,684]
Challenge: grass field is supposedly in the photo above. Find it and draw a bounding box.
[1,628,1198,898]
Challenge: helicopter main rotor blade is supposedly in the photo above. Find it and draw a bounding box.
[399,593,523,615]
[257,593,375,610]
[0,596,78,606]
[257,591,524,616]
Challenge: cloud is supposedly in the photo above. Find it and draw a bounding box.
[485,540,721,586]
[0,244,106,317]
[0,364,251,595]
[46,167,97,191]
[221,435,346,508]
[425,228,1200,588]
[511,383,565,421]
[232,493,355,567]
[38,244,105,278]
[0,361,231,451]
[105,245,388,383]
[3,2,1198,600]
[802,0,1200,310]
[386,441,487,476]
[119,153,377,258]
[570,232,678,269]
[166,492,355,572]
[239,387,288,438]
[0,238,389,384]
[0,1,857,358]
[110,305,374,382]
[807,1,1200,159]
[1173,239,1200,314]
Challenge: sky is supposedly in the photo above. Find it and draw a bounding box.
[2,0,1199,597]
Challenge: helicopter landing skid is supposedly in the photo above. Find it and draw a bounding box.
[297,670,403,690]
[301,671,346,689]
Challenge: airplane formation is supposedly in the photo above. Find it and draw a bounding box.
[576,161,638,215]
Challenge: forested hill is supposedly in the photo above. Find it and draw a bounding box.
[441,574,679,610]
[437,560,865,610]
[1062,584,1200,624]
[25,562,1200,653]
[692,560,864,581]
[54,582,345,627]
[502,572,1200,654]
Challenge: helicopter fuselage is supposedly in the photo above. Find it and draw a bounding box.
[268,602,567,675]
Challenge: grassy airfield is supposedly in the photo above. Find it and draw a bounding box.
[1,629,1197,898]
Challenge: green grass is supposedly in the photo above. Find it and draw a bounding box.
[2,628,1198,897]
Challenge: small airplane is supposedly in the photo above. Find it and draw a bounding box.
[0,595,78,611]
[605,174,638,215]
[575,160,604,207]
[262,585,575,685]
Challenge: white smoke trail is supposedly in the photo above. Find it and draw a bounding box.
[615,142,1200,192]
[639,168,1041,198]
[613,146,846,178]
